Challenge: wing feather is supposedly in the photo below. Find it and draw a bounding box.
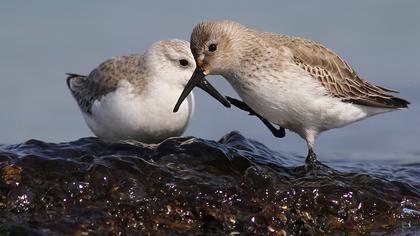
[285,37,409,108]
[66,54,144,113]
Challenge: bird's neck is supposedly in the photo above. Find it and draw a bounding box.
[220,31,264,76]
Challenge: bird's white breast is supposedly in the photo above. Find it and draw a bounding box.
[82,80,193,143]
[227,67,391,137]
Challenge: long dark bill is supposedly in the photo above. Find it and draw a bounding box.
[173,67,230,112]
[196,78,231,108]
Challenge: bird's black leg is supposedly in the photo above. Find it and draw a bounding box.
[257,116,286,138]
[305,148,318,164]
[226,96,285,138]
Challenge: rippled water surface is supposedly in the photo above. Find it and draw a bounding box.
[0,131,419,235]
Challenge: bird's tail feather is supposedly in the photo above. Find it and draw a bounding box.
[66,73,87,93]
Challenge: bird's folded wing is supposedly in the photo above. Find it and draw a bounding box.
[286,38,409,108]
[67,55,144,114]
[67,61,121,114]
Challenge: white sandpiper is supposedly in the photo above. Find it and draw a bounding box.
[67,39,229,143]
[173,20,410,163]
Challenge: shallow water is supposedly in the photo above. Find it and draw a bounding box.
[0,131,419,235]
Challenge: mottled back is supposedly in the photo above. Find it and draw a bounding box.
[67,54,146,113]
[260,33,409,109]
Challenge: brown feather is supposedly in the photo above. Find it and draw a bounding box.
[283,37,409,109]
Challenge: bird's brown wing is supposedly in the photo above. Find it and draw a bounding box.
[285,37,409,108]
[67,60,121,114]
[67,55,144,114]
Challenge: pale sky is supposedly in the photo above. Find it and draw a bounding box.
[1,1,419,162]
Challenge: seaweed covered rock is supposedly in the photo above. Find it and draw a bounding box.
[0,131,419,235]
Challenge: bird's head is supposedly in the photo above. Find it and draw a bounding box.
[173,20,247,112]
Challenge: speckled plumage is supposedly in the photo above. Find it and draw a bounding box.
[67,39,196,143]
[67,54,147,113]
[186,20,410,162]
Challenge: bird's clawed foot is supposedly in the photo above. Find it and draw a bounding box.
[305,149,320,166]
[226,96,286,138]
[258,117,285,138]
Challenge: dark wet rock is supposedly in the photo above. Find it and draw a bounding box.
[0,131,419,235]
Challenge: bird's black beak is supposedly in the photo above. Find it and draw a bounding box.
[173,67,230,112]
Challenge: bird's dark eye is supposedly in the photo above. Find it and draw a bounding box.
[179,59,189,66]
[208,44,217,52]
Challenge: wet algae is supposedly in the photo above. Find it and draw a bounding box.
[0,131,419,235]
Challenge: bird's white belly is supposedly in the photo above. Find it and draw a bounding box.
[228,72,390,136]
[82,81,193,143]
